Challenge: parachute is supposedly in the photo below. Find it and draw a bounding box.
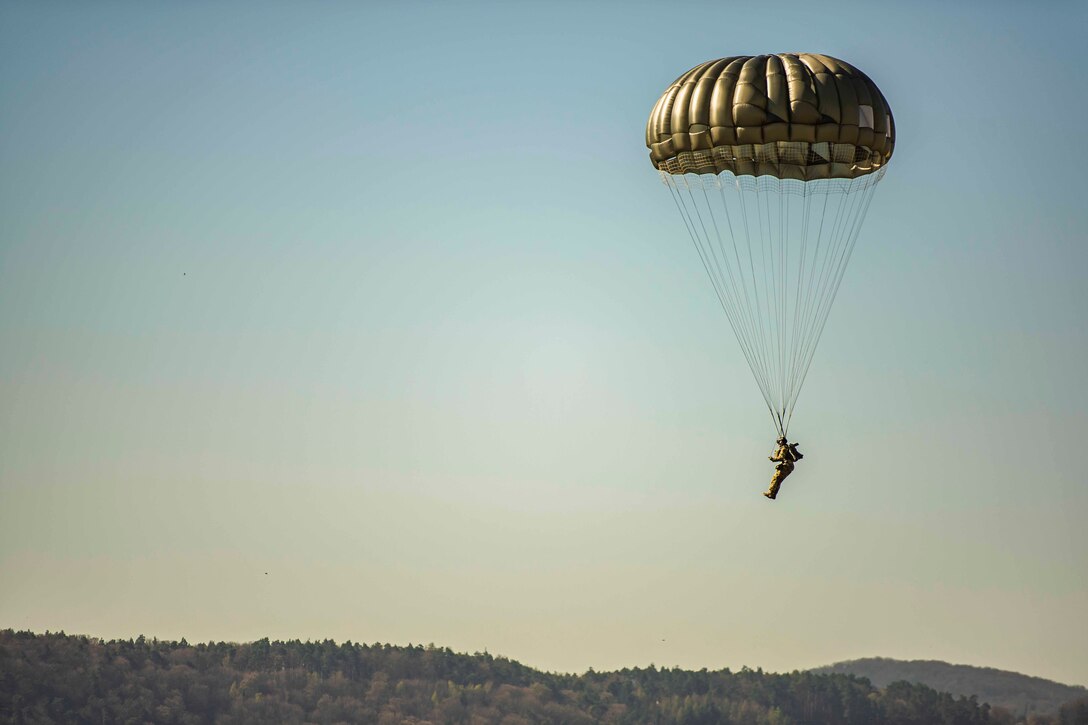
[647,54,895,436]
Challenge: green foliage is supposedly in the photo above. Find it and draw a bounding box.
[0,630,1058,724]
[813,658,1088,718]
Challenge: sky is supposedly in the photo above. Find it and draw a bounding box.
[2,0,1086,688]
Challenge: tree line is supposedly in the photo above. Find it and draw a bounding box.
[2,629,1085,724]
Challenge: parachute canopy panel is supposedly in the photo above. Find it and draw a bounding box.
[646,54,895,180]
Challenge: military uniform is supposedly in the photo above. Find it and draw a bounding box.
[764,440,802,499]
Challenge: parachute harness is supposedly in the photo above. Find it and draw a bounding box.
[663,168,884,437]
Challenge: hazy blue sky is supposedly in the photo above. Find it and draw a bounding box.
[2,1,1086,686]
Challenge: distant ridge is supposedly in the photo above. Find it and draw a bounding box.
[810,657,1087,717]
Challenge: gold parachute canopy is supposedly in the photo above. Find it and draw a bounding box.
[646,54,894,181]
[647,53,896,436]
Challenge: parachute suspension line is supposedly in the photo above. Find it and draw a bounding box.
[782,183,831,426]
[685,181,778,420]
[661,168,885,438]
[790,179,879,418]
[754,178,777,426]
[758,176,793,434]
[778,185,788,424]
[700,184,770,399]
[784,183,814,422]
[682,184,759,380]
[664,179,777,420]
[765,178,787,434]
[666,182,729,318]
[697,185,751,355]
[803,184,867,373]
[780,187,790,425]
[784,176,882,431]
[757,176,791,437]
[714,179,785,435]
[747,178,784,435]
[707,184,779,424]
[716,181,765,387]
[786,182,856,427]
[785,180,852,420]
[734,177,775,421]
[760,180,779,413]
[666,182,736,329]
[700,177,779,429]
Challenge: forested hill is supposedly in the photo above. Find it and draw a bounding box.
[811,658,1087,718]
[2,630,1085,725]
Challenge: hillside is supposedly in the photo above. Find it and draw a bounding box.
[0,630,1005,724]
[811,657,1087,718]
